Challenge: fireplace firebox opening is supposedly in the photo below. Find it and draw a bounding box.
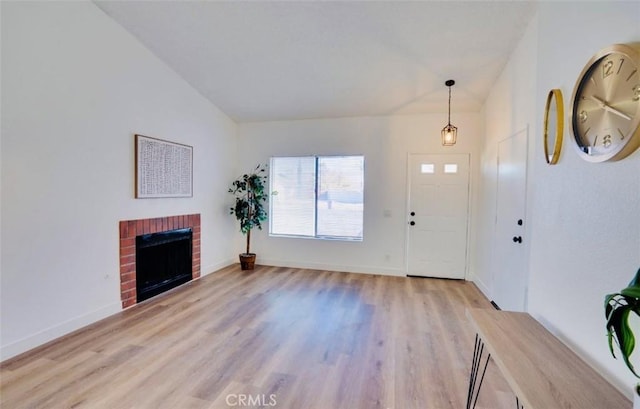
[135,228,193,303]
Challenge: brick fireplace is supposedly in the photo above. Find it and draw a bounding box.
[119,214,201,308]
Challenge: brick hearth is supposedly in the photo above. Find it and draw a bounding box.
[119,214,201,308]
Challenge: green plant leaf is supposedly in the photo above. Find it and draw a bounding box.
[605,293,618,313]
[607,306,640,378]
[619,309,638,377]
[228,163,269,244]
[622,287,640,299]
[607,327,616,358]
[629,268,640,287]
[606,306,623,358]
[605,268,640,379]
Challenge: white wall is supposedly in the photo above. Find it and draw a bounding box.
[0,2,238,360]
[474,13,539,298]
[479,1,640,398]
[238,113,482,276]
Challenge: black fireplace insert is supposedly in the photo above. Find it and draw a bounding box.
[136,228,192,302]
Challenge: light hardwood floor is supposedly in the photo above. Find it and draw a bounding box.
[1,265,514,409]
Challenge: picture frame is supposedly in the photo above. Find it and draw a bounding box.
[135,134,193,198]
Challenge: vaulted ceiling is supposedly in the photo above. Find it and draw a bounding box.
[95,1,538,123]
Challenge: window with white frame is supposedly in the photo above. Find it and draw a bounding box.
[269,155,364,241]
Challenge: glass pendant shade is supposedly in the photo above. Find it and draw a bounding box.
[441,124,457,146]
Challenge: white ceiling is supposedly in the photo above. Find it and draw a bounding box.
[95,1,538,123]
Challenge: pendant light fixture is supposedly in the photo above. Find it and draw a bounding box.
[441,79,458,146]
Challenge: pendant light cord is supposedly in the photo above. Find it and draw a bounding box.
[447,85,452,126]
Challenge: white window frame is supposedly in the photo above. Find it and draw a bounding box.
[269,155,364,241]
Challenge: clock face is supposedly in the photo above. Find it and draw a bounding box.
[571,44,640,162]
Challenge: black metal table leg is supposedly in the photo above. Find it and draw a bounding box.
[466,333,491,409]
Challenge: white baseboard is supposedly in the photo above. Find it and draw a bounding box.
[468,271,492,300]
[201,258,236,276]
[0,301,121,362]
[257,258,406,277]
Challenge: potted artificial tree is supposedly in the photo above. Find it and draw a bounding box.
[228,164,268,270]
[605,267,640,407]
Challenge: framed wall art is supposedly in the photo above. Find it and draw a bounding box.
[135,134,193,198]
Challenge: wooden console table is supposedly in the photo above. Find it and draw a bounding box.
[465,308,630,409]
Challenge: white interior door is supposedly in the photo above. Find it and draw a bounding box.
[492,129,528,311]
[406,154,470,279]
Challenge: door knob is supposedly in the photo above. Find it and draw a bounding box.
[409,221,416,226]
[410,211,415,216]
[512,236,522,243]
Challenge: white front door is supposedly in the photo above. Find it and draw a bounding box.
[492,129,528,311]
[406,154,470,279]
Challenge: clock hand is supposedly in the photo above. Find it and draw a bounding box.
[589,95,632,120]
